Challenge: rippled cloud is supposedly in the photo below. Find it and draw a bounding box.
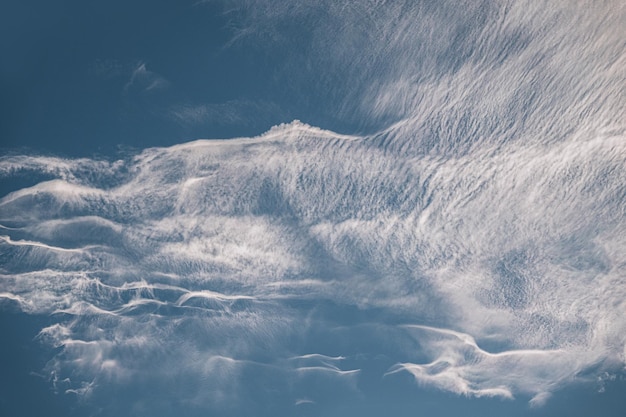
[1,0,625,415]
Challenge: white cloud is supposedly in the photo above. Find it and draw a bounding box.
[168,99,284,127]
[1,0,625,412]
[124,62,169,94]
[386,325,594,401]
[2,118,624,407]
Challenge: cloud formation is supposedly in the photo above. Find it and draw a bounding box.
[124,62,170,93]
[215,0,625,134]
[1,0,625,414]
[2,117,624,411]
[168,100,285,128]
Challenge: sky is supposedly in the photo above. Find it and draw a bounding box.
[1,0,626,416]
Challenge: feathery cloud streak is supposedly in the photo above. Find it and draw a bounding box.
[2,0,626,414]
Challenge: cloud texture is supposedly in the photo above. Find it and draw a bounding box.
[1,0,625,414]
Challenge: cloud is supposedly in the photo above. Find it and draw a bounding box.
[212,0,625,135]
[1,117,624,412]
[168,99,285,127]
[88,59,170,95]
[1,0,626,414]
[124,61,169,93]
[386,325,589,401]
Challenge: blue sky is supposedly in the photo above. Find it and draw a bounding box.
[2,0,290,156]
[1,0,392,160]
[1,1,626,416]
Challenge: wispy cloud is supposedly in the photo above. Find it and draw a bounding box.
[124,61,169,93]
[386,324,582,402]
[1,117,624,411]
[212,0,626,135]
[89,59,170,94]
[1,0,625,414]
[168,99,285,128]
